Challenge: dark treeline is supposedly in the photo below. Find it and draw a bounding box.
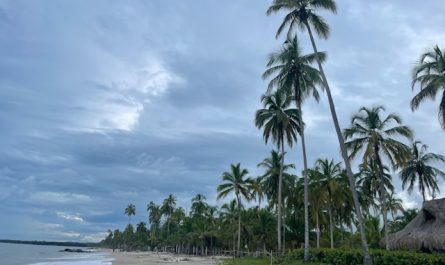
[0,239,97,247]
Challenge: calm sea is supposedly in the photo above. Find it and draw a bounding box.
[0,243,113,265]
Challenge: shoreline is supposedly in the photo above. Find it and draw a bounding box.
[110,250,224,265]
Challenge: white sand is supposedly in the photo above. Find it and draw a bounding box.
[111,251,225,265]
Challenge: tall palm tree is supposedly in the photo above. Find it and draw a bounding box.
[399,140,445,201]
[255,89,301,252]
[216,163,253,256]
[125,204,136,225]
[411,45,445,128]
[266,1,372,262]
[313,159,344,249]
[262,35,323,256]
[162,194,177,234]
[147,201,162,241]
[344,106,412,250]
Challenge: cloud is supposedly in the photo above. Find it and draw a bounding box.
[56,212,85,223]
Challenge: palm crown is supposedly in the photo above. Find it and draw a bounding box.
[267,0,337,39]
[411,45,445,128]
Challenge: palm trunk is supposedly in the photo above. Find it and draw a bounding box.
[283,209,286,252]
[237,194,241,257]
[374,147,389,250]
[305,22,373,265]
[294,92,310,261]
[277,138,284,254]
[328,201,334,249]
[316,213,320,249]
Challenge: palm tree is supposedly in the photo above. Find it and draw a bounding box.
[191,194,208,217]
[266,1,372,262]
[313,158,344,249]
[386,192,404,221]
[257,150,295,208]
[307,169,327,248]
[357,161,394,215]
[344,105,412,250]
[147,201,162,241]
[411,45,445,128]
[125,204,136,225]
[399,140,445,201]
[162,194,177,234]
[216,163,253,256]
[255,89,301,252]
[262,35,323,256]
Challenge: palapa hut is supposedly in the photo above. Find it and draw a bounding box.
[386,198,445,251]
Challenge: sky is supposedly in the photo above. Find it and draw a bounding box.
[1,0,445,242]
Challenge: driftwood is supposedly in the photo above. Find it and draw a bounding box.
[386,198,445,251]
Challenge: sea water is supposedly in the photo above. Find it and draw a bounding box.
[0,243,113,265]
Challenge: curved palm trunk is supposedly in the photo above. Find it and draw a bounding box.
[295,98,310,261]
[374,147,389,250]
[236,194,241,257]
[305,22,373,265]
[277,138,284,254]
[283,210,286,252]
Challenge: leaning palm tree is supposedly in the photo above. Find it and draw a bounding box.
[266,1,372,262]
[124,203,136,225]
[262,35,323,256]
[216,163,253,256]
[255,89,301,252]
[399,140,445,201]
[411,46,445,128]
[385,192,405,221]
[344,106,412,250]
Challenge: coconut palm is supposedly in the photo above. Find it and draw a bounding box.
[257,150,295,208]
[216,163,253,256]
[162,194,177,234]
[385,192,405,221]
[262,35,323,256]
[313,158,344,249]
[357,161,394,215]
[307,169,327,248]
[344,105,412,250]
[255,89,301,252]
[411,45,445,128]
[191,194,208,217]
[125,203,136,225]
[399,140,445,201]
[147,201,162,240]
[266,1,372,262]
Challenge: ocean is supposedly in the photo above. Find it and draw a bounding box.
[0,243,113,265]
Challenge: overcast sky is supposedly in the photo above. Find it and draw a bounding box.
[1,0,445,242]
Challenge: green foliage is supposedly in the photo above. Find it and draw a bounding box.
[287,248,445,265]
[221,256,325,265]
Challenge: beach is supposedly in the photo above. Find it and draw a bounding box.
[111,251,223,265]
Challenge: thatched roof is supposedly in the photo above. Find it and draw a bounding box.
[387,198,445,251]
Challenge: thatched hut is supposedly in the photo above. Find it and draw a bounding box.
[386,198,445,251]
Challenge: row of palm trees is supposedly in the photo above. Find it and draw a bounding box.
[259,1,445,264]
[108,138,441,254]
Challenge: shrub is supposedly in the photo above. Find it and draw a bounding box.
[285,248,445,265]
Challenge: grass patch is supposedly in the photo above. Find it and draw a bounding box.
[220,257,326,265]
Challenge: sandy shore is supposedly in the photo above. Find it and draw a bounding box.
[110,251,224,265]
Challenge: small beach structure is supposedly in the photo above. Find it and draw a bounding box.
[387,198,445,251]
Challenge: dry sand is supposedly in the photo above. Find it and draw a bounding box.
[110,251,225,265]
